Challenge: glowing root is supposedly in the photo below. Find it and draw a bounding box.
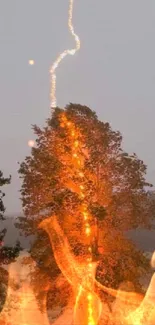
[50,0,80,109]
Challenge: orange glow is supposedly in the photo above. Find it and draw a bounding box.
[87,257,92,263]
[85,227,91,235]
[0,252,49,325]
[38,216,155,325]
[39,216,102,325]
[74,286,102,325]
[58,113,94,268]
[71,131,75,136]
[2,112,155,324]
[74,140,79,147]
[1,214,155,324]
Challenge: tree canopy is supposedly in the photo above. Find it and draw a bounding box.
[17,103,154,310]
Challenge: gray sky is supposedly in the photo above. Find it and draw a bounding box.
[0,0,155,215]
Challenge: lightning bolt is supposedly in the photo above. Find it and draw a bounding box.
[50,0,80,109]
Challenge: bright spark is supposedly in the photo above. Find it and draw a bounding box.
[28,140,35,147]
[28,60,35,65]
[50,0,80,109]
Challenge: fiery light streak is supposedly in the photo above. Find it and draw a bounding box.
[60,114,97,324]
[39,216,102,325]
[50,0,80,108]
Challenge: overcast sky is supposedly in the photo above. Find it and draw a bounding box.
[0,0,155,215]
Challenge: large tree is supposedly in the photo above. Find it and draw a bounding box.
[17,104,154,311]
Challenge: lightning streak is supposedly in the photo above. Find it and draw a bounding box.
[50,0,80,109]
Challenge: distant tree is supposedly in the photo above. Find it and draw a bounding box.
[0,171,22,264]
[0,171,11,221]
[17,104,154,310]
[0,170,22,312]
[146,190,155,222]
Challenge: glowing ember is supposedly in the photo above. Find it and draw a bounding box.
[28,140,35,147]
[28,59,35,65]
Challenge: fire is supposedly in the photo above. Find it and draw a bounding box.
[39,216,155,325]
[1,120,155,324]
[39,216,102,325]
[38,113,102,325]
[0,217,155,324]
[0,252,50,325]
[74,286,101,325]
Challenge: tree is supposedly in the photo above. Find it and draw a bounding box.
[17,104,154,310]
[0,171,22,264]
[0,171,11,221]
[0,170,22,313]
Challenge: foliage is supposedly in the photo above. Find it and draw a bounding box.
[0,170,23,264]
[0,170,23,312]
[17,103,154,309]
[0,171,11,221]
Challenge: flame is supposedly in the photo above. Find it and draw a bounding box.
[1,112,155,324]
[50,0,80,108]
[1,219,155,324]
[39,216,102,325]
[0,252,50,325]
[74,286,102,325]
[37,114,155,324]
[125,272,155,325]
[54,112,99,324]
[39,216,155,325]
